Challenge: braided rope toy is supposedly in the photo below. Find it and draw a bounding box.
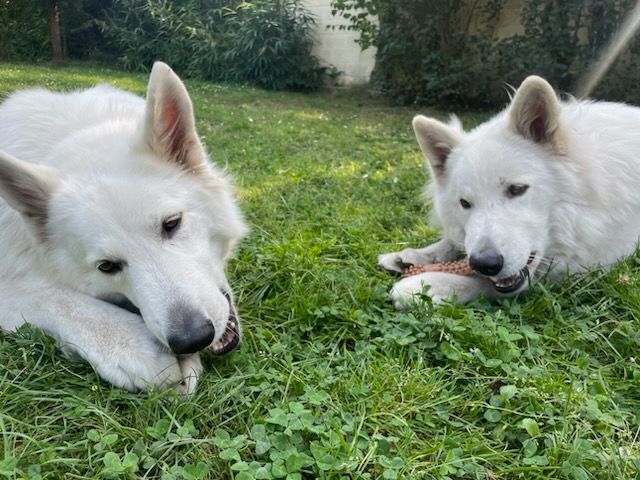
[401,257,474,277]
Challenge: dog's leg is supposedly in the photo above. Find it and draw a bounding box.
[390,271,495,307]
[1,282,200,395]
[378,238,460,274]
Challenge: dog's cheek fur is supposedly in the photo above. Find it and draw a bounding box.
[42,220,117,298]
[205,189,249,261]
[432,188,466,246]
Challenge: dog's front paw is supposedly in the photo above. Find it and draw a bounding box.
[378,245,449,275]
[379,240,461,275]
[390,272,488,308]
[92,344,184,393]
[377,251,414,274]
[80,335,201,395]
[108,351,202,396]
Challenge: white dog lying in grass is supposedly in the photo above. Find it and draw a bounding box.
[0,63,247,393]
[380,75,640,306]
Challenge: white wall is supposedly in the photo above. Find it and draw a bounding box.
[303,1,376,85]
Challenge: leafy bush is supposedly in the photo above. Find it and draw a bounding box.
[372,0,500,106]
[221,1,324,90]
[488,0,640,105]
[0,0,49,61]
[0,0,324,91]
[96,0,213,74]
[97,0,325,90]
[332,0,640,107]
[0,0,114,62]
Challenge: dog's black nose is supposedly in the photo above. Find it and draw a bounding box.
[469,248,504,276]
[167,312,215,355]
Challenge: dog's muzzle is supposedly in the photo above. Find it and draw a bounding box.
[100,290,241,355]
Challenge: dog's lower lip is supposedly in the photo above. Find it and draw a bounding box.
[493,268,527,293]
[208,318,240,356]
[493,267,527,293]
[490,252,537,293]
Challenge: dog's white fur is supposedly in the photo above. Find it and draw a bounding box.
[0,62,247,393]
[379,75,640,306]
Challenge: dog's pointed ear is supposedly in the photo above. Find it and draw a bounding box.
[412,115,462,181]
[509,76,563,148]
[141,62,206,172]
[0,151,58,238]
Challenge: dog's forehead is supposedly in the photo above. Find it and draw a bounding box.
[441,138,545,199]
[454,134,537,176]
[102,174,191,204]
[54,173,211,233]
[49,163,246,259]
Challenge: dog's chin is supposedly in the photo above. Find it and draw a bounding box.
[489,253,538,294]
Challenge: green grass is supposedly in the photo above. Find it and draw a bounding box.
[0,62,639,479]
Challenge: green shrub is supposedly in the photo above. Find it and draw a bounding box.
[332,0,640,107]
[97,0,325,90]
[487,0,640,105]
[0,0,324,91]
[370,0,499,107]
[0,0,49,61]
[0,0,114,62]
[96,0,214,74]
[221,1,324,90]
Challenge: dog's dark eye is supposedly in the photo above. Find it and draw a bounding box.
[162,214,182,236]
[506,184,529,198]
[97,260,123,274]
[460,198,472,209]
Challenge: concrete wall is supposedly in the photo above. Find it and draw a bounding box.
[302,0,376,85]
[493,0,526,39]
[466,0,525,39]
